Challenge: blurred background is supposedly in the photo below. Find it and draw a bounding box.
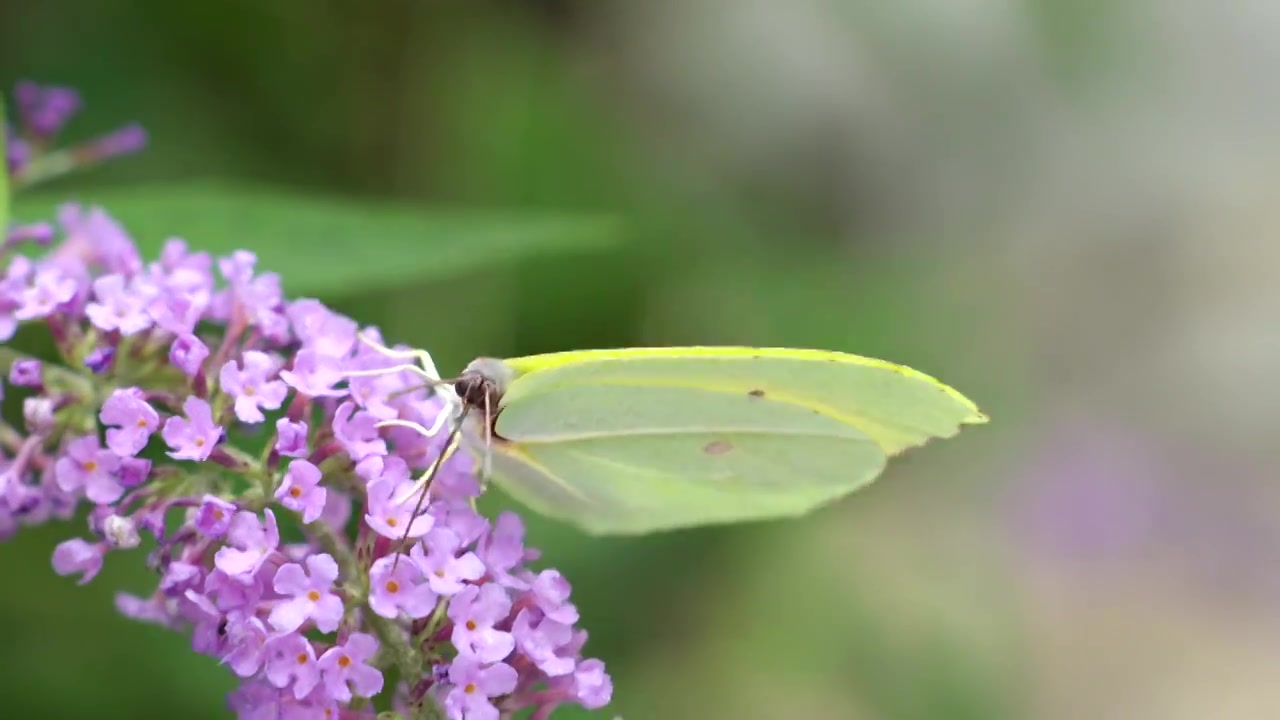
[4,1,1280,718]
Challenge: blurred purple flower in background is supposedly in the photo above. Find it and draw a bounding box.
[1008,417,1170,563]
[14,82,81,140]
[4,81,146,197]
[1006,412,1280,605]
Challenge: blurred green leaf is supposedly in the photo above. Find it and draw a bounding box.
[0,519,233,719]
[1,97,9,234]
[12,181,624,296]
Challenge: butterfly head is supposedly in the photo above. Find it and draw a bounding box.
[454,357,513,412]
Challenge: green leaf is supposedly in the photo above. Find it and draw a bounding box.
[1,97,9,234]
[12,180,623,296]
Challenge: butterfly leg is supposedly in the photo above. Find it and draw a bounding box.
[347,331,464,416]
[386,407,469,571]
[392,430,463,505]
[375,404,452,440]
[355,331,443,380]
[343,363,438,382]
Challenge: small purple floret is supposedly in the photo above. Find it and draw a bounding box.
[214,509,280,583]
[83,346,116,374]
[99,388,160,456]
[52,538,104,584]
[53,435,123,505]
[317,633,383,702]
[82,123,147,161]
[15,81,82,138]
[170,333,210,377]
[195,495,237,538]
[9,359,42,387]
[6,222,55,247]
[219,351,288,424]
[162,396,222,461]
[274,459,326,524]
[444,655,518,720]
[269,553,343,634]
[274,418,308,458]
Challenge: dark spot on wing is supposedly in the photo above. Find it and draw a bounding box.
[747,388,765,398]
[703,439,733,455]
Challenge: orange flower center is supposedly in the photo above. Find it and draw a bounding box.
[464,683,477,695]
[307,590,321,602]
[385,580,400,594]
[289,487,302,498]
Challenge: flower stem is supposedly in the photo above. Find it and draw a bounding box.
[10,148,78,188]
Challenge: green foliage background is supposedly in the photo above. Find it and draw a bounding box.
[0,2,1074,719]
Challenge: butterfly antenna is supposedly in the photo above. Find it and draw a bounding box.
[389,404,470,572]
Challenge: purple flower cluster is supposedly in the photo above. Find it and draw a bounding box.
[1,89,611,720]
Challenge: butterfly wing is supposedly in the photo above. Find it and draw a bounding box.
[486,382,888,534]
[500,347,987,455]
